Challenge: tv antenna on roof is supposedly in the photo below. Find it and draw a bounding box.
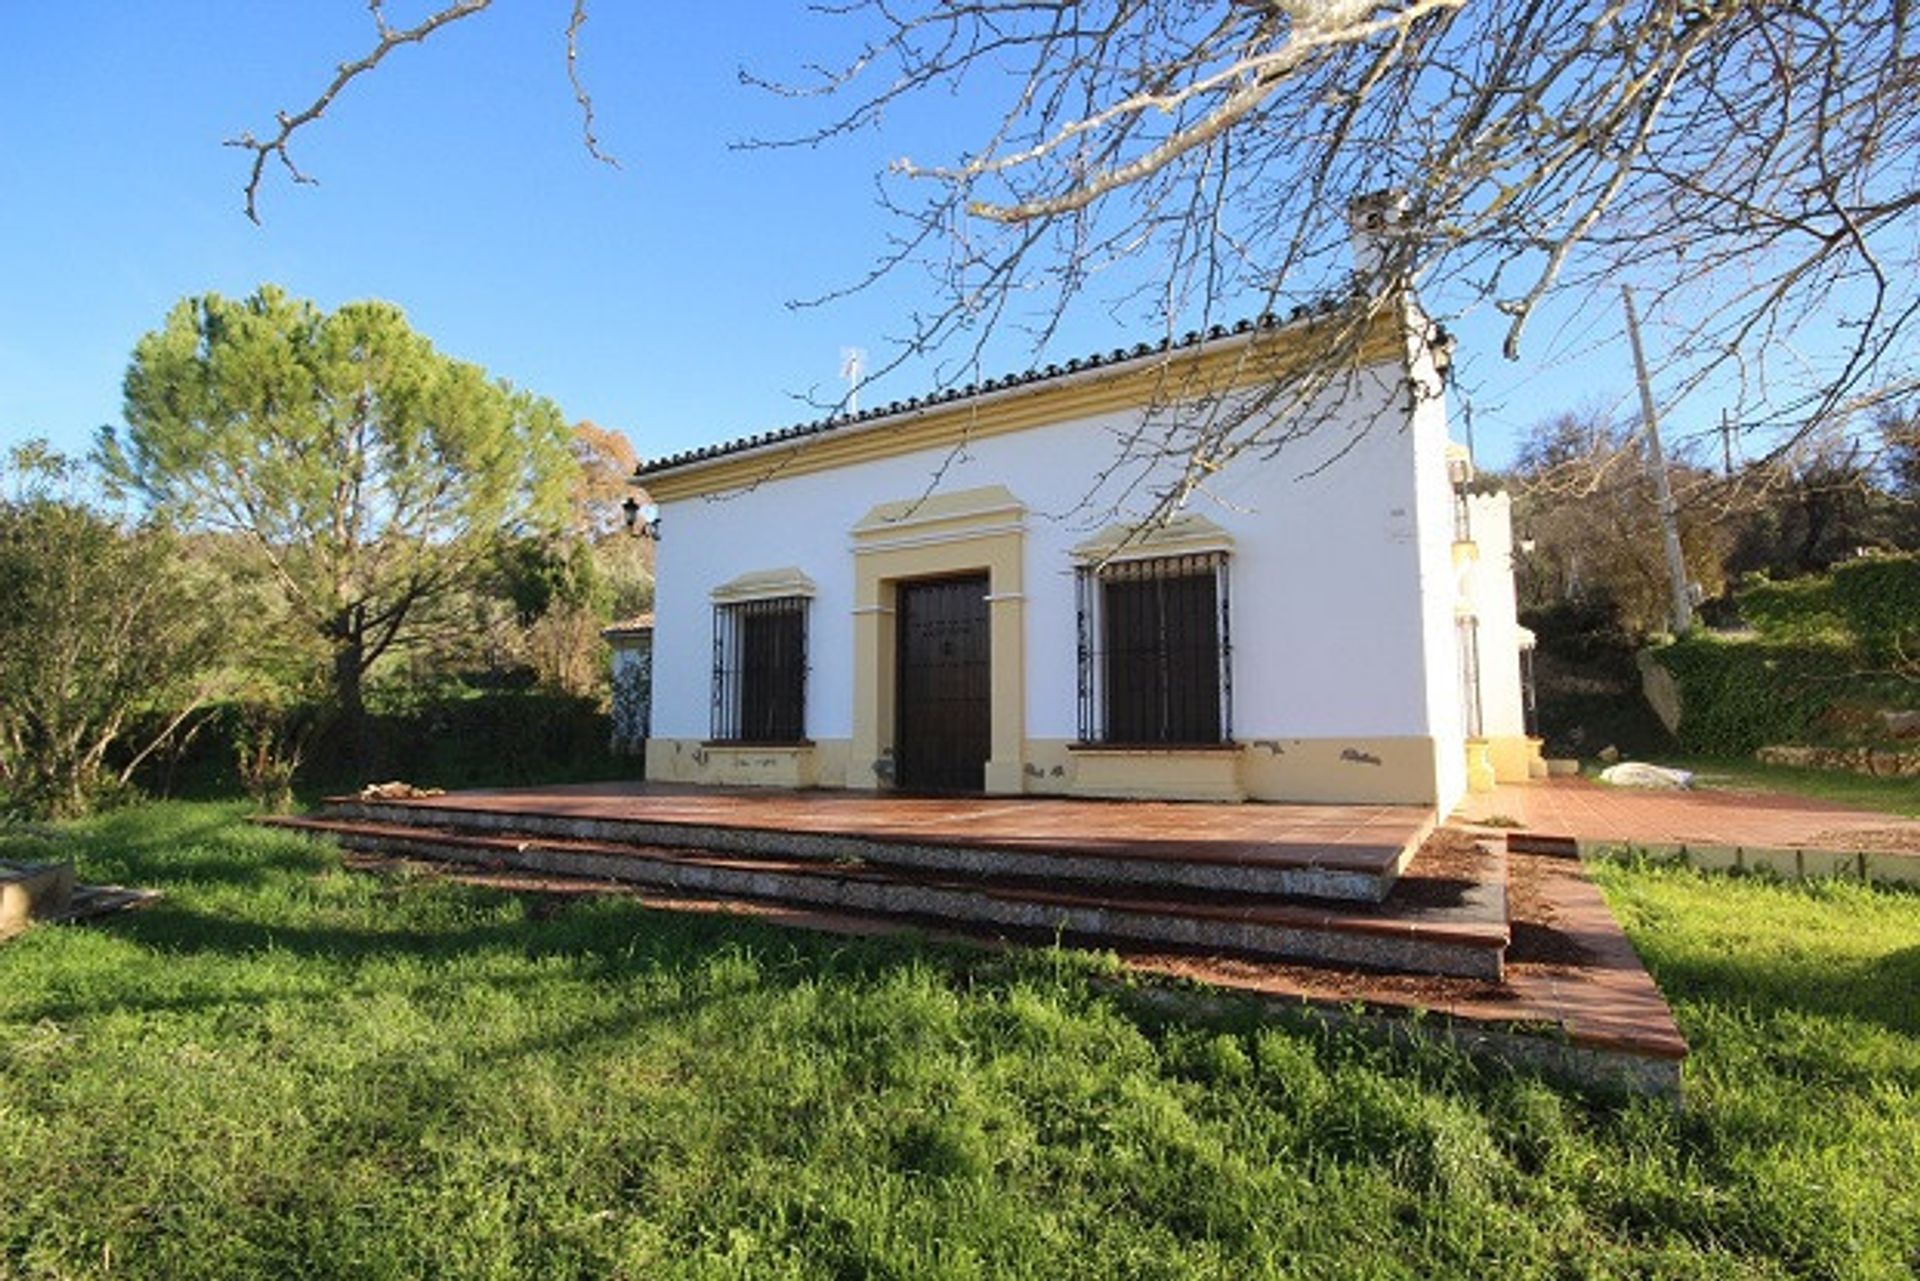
[839,346,866,415]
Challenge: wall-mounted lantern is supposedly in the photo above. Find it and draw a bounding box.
[621,495,661,540]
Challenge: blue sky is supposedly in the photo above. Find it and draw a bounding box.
[0,2,1772,475]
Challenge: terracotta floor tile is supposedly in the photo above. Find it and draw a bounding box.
[1457,777,1920,854]
[347,782,1437,876]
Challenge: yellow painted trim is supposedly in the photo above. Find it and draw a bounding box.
[1451,540,1479,567]
[711,566,817,603]
[1446,439,1475,486]
[852,484,1023,537]
[1483,734,1543,784]
[649,734,1450,804]
[645,312,1408,502]
[852,485,1028,557]
[1464,739,1498,794]
[644,739,824,789]
[1237,736,1443,805]
[1068,746,1247,803]
[1071,513,1235,563]
[850,493,1027,794]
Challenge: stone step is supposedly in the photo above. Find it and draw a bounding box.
[1506,833,1580,858]
[318,795,1415,903]
[260,815,1508,980]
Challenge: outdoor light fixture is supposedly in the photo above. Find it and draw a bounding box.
[622,495,661,540]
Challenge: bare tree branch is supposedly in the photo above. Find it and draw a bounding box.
[237,1,1920,531]
[230,0,620,221]
[733,0,1920,518]
[566,0,621,169]
[227,0,496,223]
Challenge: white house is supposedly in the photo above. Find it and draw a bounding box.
[637,276,1538,812]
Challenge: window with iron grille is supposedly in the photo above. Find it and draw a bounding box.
[1076,552,1232,745]
[1457,614,1483,739]
[711,596,808,742]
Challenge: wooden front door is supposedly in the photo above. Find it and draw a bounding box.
[895,574,990,792]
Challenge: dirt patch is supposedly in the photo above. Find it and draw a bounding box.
[1408,826,1489,880]
[1123,950,1516,1011]
[1382,828,1496,911]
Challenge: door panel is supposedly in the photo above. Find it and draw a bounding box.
[895,575,990,792]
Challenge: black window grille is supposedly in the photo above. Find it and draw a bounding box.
[1452,486,1473,543]
[1076,552,1231,745]
[1456,615,1483,739]
[711,596,808,743]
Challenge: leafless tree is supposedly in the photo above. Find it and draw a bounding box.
[236,1,1920,524]
[1508,406,1737,630]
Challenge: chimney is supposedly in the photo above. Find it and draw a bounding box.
[1347,188,1409,281]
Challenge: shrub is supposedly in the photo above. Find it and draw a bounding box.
[0,483,232,818]
[1651,634,1856,756]
[1735,574,1845,641]
[1667,554,1920,757]
[133,690,630,800]
[1827,553,1920,663]
[1738,553,1920,662]
[351,691,621,790]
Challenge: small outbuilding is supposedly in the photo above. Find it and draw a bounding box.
[602,613,653,755]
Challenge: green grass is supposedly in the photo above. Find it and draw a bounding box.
[3,805,1917,1279]
[1654,756,1920,817]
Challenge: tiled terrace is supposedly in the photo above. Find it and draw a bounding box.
[343,781,1436,880]
[1457,776,1920,861]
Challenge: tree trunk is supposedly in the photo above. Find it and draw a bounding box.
[331,612,371,778]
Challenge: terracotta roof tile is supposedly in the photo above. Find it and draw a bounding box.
[634,307,1340,479]
[601,612,654,637]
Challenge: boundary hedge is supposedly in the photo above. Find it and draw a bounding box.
[1654,554,1920,756]
[135,692,632,802]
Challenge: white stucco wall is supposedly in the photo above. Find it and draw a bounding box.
[1405,342,1469,811]
[1463,490,1527,740]
[649,347,1463,788]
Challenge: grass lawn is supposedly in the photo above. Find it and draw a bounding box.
[1656,757,1920,818]
[3,804,1917,1279]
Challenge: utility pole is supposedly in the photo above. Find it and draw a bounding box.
[1622,286,1694,634]
[1720,408,1735,477]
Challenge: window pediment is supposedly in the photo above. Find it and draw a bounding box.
[711,567,817,604]
[1071,513,1235,565]
[852,484,1025,544]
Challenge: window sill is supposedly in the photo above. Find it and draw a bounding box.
[702,740,815,750]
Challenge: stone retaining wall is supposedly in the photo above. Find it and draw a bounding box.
[1755,744,1920,778]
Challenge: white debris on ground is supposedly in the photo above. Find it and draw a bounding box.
[356,781,446,800]
[1597,762,1696,790]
